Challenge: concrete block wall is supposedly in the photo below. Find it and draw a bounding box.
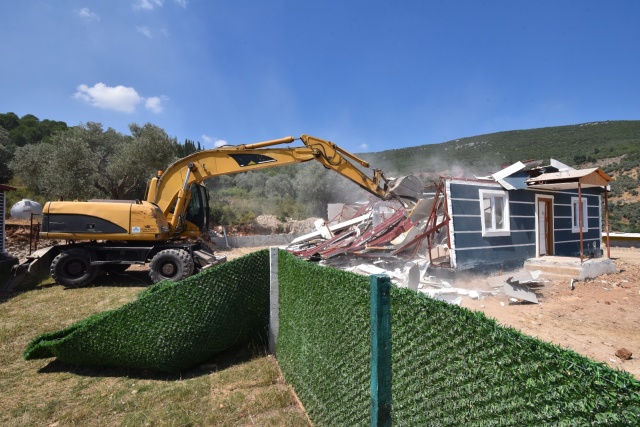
[211,233,305,248]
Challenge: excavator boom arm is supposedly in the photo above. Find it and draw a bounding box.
[147,134,417,236]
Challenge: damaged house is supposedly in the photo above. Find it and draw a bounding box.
[436,159,613,273]
[287,159,614,281]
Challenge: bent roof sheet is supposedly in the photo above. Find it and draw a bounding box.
[525,167,612,190]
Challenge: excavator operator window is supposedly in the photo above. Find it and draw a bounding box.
[228,153,277,167]
[185,184,209,231]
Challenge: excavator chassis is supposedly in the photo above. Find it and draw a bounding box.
[11,241,226,288]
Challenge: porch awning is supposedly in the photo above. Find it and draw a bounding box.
[525,167,612,190]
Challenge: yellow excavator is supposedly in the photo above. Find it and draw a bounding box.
[26,134,422,286]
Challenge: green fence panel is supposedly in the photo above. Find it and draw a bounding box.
[276,250,640,426]
[277,251,372,426]
[24,250,270,373]
[389,286,640,426]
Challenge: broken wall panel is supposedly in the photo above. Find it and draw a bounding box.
[287,182,451,269]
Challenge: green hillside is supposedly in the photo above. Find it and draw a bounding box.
[362,120,640,231]
[362,120,640,177]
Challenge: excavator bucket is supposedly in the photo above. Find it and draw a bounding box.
[387,175,423,202]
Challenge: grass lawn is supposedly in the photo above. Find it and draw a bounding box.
[0,271,309,427]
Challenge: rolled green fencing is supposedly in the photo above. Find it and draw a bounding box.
[276,250,640,426]
[24,250,270,373]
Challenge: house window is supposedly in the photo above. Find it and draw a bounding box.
[571,197,588,233]
[480,190,510,236]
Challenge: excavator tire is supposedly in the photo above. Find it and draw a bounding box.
[149,249,194,283]
[50,248,100,288]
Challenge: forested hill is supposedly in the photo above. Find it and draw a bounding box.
[360,120,640,178]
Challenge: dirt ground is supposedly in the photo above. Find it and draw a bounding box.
[463,247,640,380]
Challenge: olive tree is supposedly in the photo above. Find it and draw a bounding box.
[10,122,178,201]
[98,123,176,200]
[10,129,99,200]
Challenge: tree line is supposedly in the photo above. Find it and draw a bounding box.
[1,113,202,202]
[0,112,365,224]
[3,112,638,229]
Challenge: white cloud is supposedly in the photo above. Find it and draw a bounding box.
[78,7,100,21]
[359,143,369,150]
[74,83,165,114]
[136,26,153,38]
[133,0,163,11]
[133,0,186,11]
[202,135,227,148]
[74,83,141,113]
[145,97,163,113]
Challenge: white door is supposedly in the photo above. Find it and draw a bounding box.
[537,198,553,256]
[538,200,547,255]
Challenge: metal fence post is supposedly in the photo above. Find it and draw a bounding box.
[370,274,392,426]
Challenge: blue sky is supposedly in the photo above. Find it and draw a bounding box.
[2,1,639,152]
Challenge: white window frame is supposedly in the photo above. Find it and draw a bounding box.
[479,189,510,237]
[571,197,588,233]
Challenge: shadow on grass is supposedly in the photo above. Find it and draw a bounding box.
[37,342,269,380]
[89,269,153,288]
[0,273,56,304]
[1,269,153,304]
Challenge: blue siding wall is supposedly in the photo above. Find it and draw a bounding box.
[448,181,602,272]
[449,182,536,271]
[551,190,602,258]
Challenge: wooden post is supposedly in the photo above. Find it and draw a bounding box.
[604,187,611,259]
[370,274,392,427]
[578,183,584,263]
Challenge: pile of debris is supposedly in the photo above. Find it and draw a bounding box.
[285,191,546,306]
[285,186,451,288]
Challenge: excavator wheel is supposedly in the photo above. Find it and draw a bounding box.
[50,248,100,288]
[149,249,194,283]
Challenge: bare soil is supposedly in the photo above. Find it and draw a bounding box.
[462,248,640,380]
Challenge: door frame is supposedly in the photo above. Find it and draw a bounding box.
[535,195,554,256]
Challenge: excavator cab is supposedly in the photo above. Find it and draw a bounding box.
[185,183,210,232]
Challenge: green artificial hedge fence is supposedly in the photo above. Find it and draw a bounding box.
[23,248,640,425]
[276,250,640,426]
[24,250,270,373]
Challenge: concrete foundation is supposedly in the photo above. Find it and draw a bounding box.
[211,233,305,248]
[523,256,618,281]
[603,233,640,249]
